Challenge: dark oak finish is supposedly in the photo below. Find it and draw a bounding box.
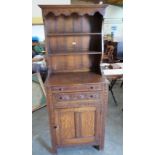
[39,5,108,154]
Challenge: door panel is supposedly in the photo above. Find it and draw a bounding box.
[60,111,75,139]
[81,111,95,137]
[55,106,100,146]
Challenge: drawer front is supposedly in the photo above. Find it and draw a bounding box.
[51,84,103,92]
[53,91,102,104]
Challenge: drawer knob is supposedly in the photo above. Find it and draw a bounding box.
[59,96,63,100]
[90,86,94,89]
[53,126,57,129]
[59,88,62,91]
[90,95,93,98]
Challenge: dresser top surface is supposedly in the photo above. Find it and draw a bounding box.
[45,72,106,86]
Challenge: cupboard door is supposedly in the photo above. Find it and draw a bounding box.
[55,106,100,146]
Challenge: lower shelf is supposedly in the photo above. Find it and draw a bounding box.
[46,51,102,56]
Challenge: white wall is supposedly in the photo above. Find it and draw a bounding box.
[32,25,45,42]
[105,5,123,18]
[32,0,70,18]
[103,5,123,42]
[32,0,70,41]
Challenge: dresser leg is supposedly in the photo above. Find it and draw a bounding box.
[93,144,104,150]
[98,144,104,150]
[51,147,57,155]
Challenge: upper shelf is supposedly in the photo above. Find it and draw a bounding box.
[47,33,102,37]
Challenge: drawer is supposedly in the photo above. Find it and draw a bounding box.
[53,91,101,103]
[51,84,103,92]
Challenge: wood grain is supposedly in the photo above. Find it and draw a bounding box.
[81,110,95,137]
[59,111,75,139]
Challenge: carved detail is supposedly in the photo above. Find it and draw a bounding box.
[55,92,100,102]
[41,6,108,18]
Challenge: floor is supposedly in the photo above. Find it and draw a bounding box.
[32,81,123,155]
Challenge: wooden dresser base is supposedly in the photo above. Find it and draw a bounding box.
[45,72,108,154]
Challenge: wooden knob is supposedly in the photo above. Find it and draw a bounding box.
[90,86,93,89]
[59,96,62,99]
[53,126,57,129]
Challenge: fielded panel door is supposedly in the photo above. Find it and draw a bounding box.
[54,106,101,146]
